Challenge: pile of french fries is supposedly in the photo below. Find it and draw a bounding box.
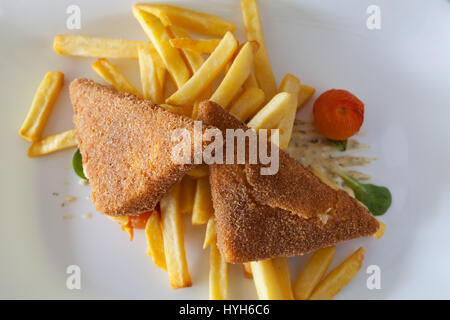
[19,0,385,300]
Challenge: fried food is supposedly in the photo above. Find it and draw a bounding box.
[293,246,336,300]
[20,71,64,142]
[133,8,190,89]
[92,58,142,98]
[70,78,209,216]
[197,101,379,263]
[160,183,192,289]
[135,3,236,37]
[166,32,238,106]
[241,0,277,100]
[28,129,77,157]
[309,247,365,300]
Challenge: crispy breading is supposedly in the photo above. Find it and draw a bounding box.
[70,79,207,216]
[198,101,379,263]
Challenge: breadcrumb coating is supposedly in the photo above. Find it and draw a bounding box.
[70,79,207,216]
[198,101,379,263]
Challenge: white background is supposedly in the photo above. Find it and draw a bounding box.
[0,0,449,299]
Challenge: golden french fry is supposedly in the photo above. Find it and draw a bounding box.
[145,211,168,271]
[167,25,210,119]
[298,84,315,110]
[186,164,208,179]
[160,183,192,289]
[272,257,294,300]
[169,38,220,54]
[209,240,228,300]
[251,260,284,300]
[167,26,205,73]
[211,42,255,109]
[138,46,164,104]
[192,87,212,120]
[192,176,214,225]
[241,0,277,101]
[279,74,300,107]
[92,58,142,98]
[159,104,188,116]
[229,87,265,122]
[135,4,236,37]
[203,217,217,249]
[179,176,196,215]
[53,35,160,61]
[309,247,365,300]
[167,32,238,106]
[133,8,190,89]
[28,129,77,157]
[20,71,64,142]
[243,70,259,89]
[243,263,253,279]
[293,246,336,300]
[277,113,296,150]
[247,92,294,131]
[277,74,301,149]
[374,220,386,239]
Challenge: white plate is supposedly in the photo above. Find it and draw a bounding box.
[1,0,450,299]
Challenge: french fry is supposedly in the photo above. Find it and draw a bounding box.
[279,74,300,107]
[192,176,214,225]
[53,35,161,61]
[251,260,284,300]
[309,247,365,300]
[179,176,196,215]
[145,211,167,271]
[166,32,238,106]
[247,92,295,131]
[272,257,294,300]
[229,87,265,121]
[133,8,190,89]
[248,90,297,300]
[135,4,236,37]
[243,70,259,89]
[298,84,315,110]
[167,25,210,118]
[192,87,212,120]
[277,74,301,149]
[203,217,217,249]
[187,164,209,178]
[243,263,253,279]
[169,38,220,54]
[293,246,336,300]
[160,183,192,289]
[92,58,142,98]
[209,240,228,300]
[241,0,277,101]
[20,71,64,142]
[28,129,77,157]
[167,26,205,73]
[159,103,188,116]
[138,46,164,104]
[211,41,255,109]
[374,219,386,239]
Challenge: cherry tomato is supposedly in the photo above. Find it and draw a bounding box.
[313,89,364,140]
